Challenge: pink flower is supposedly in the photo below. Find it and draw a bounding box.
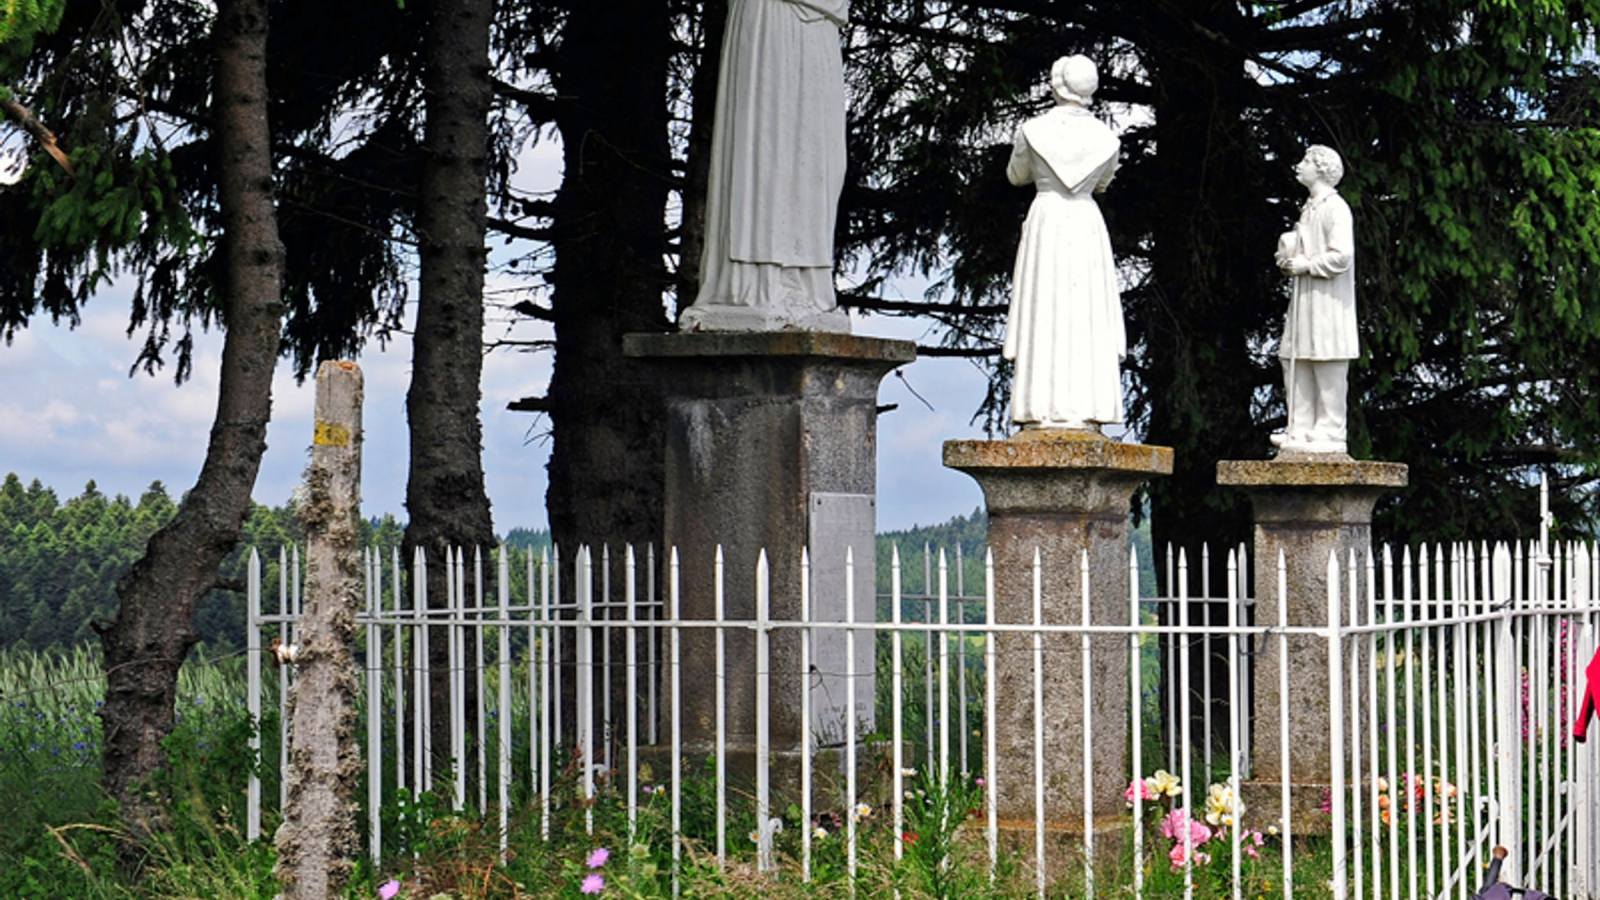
[378,881,401,900]
[1243,830,1264,859]
[1158,808,1212,846]
[1169,843,1211,870]
[587,847,610,868]
[580,874,605,894]
[1124,777,1156,806]
[1158,808,1187,840]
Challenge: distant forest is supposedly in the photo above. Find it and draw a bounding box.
[876,509,1156,601]
[2,474,1164,652]
[0,474,551,653]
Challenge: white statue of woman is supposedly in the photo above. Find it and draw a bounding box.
[1272,145,1356,454]
[680,0,851,333]
[1002,55,1125,430]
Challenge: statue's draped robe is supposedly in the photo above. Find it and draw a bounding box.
[1279,191,1357,360]
[685,0,849,331]
[1002,105,1125,427]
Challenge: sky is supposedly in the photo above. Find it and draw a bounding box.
[0,280,992,535]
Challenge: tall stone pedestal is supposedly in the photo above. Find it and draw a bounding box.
[1216,455,1408,825]
[625,332,915,767]
[944,431,1172,861]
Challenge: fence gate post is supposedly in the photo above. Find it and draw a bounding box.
[272,360,365,899]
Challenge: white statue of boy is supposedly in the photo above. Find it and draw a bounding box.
[1272,145,1356,455]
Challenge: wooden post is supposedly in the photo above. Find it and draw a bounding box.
[275,361,364,900]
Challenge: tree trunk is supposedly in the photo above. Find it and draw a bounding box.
[274,361,364,900]
[403,0,496,790]
[1136,2,1274,753]
[674,0,726,308]
[98,0,284,837]
[545,0,671,749]
[546,0,671,551]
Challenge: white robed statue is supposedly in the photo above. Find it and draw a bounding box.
[680,0,851,333]
[1002,55,1125,430]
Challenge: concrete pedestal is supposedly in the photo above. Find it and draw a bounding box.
[944,431,1172,855]
[1216,455,1407,825]
[625,331,915,762]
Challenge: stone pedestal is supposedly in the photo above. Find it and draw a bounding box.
[625,331,915,763]
[943,431,1172,854]
[1216,455,1407,825]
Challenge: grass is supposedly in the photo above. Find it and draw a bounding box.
[0,644,1364,899]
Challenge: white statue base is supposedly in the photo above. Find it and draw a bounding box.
[1270,432,1348,456]
[679,304,850,334]
[1020,420,1104,435]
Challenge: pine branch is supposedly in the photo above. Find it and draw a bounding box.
[0,95,74,177]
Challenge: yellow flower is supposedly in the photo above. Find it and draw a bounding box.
[1203,783,1243,826]
[1146,770,1182,799]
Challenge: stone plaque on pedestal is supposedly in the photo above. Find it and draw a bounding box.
[1217,455,1408,825]
[626,331,914,776]
[944,431,1172,861]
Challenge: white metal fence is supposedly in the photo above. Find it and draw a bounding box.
[245,535,1600,899]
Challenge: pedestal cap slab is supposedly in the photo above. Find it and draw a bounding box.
[1216,457,1408,489]
[1217,457,1408,524]
[943,431,1173,514]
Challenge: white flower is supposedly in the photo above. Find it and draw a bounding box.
[901,767,918,777]
[852,802,873,822]
[1203,783,1243,826]
[813,826,828,839]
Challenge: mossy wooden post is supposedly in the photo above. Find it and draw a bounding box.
[275,361,364,900]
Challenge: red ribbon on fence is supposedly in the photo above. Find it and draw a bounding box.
[1576,645,1600,744]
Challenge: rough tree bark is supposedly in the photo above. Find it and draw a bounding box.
[97,0,284,835]
[274,361,364,900]
[1135,2,1275,751]
[545,0,672,746]
[402,0,496,786]
[546,0,671,567]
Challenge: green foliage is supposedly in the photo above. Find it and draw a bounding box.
[0,472,416,651]
[0,471,555,652]
[876,508,987,599]
[875,507,1158,599]
[28,144,197,300]
[0,645,263,899]
[895,771,988,900]
[0,0,65,62]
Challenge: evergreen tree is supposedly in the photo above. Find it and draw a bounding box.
[838,0,1600,562]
